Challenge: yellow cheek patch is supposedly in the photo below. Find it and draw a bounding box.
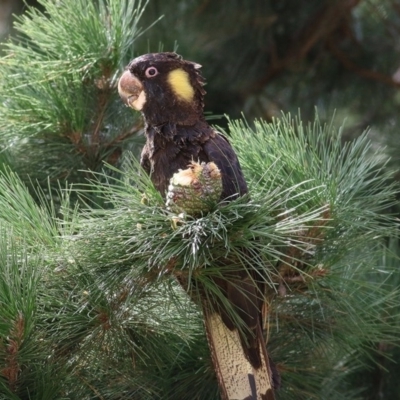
[167,68,195,102]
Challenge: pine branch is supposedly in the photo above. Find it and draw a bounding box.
[0,0,158,186]
[48,113,398,398]
[0,0,399,397]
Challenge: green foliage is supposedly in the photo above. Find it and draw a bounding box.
[0,168,62,247]
[230,114,397,237]
[0,0,156,185]
[0,0,399,398]
[63,116,397,399]
[0,227,64,400]
[2,112,397,399]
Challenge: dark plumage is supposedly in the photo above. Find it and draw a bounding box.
[118,52,277,400]
[120,52,247,199]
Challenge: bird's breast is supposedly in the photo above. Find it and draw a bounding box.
[146,137,207,197]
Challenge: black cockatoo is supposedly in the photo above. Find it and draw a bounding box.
[118,52,277,400]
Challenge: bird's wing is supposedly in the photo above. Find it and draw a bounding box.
[202,131,248,200]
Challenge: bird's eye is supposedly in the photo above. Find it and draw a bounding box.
[145,67,158,78]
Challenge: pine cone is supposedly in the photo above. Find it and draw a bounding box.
[166,161,222,215]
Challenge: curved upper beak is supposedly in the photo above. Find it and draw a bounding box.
[118,70,144,110]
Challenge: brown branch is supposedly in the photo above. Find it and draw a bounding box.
[1,313,24,391]
[76,373,105,400]
[392,0,400,15]
[243,0,362,96]
[91,91,109,145]
[104,121,144,149]
[290,0,361,59]
[194,0,211,16]
[275,206,331,297]
[65,67,116,167]
[326,37,400,89]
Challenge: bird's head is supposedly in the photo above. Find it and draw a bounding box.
[118,52,206,126]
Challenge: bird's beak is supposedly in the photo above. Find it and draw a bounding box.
[118,70,145,111]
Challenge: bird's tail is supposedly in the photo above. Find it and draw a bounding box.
[204,311,275,400]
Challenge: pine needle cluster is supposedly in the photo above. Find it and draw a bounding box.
[0,0,157,187]
[1,114,398,399]
[0,1,399,399]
